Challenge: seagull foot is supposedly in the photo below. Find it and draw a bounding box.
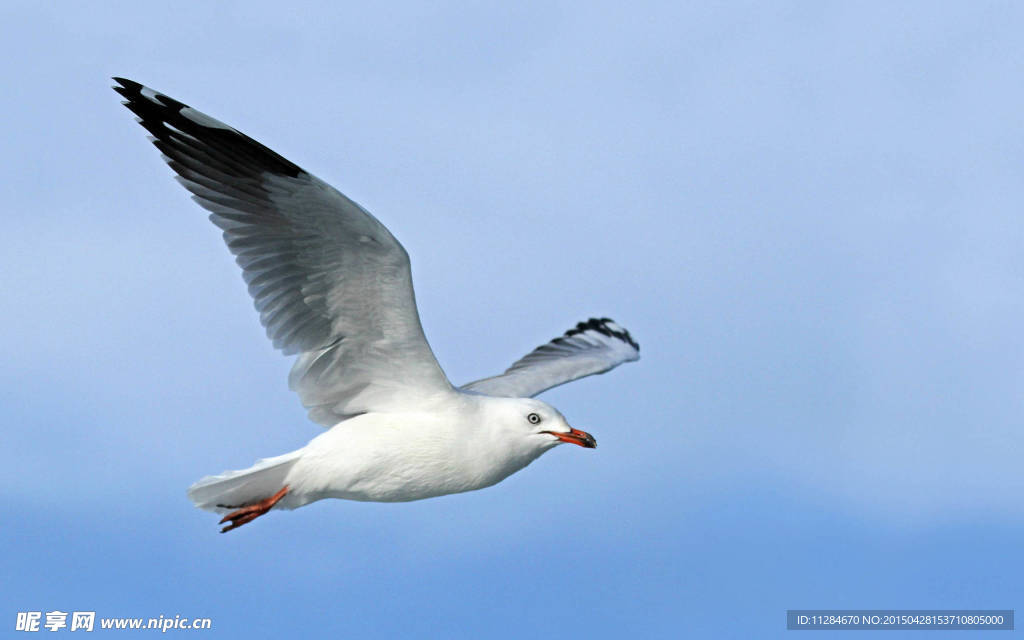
[217,486,289,533]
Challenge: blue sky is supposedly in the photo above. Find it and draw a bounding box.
[2,1,1021,637]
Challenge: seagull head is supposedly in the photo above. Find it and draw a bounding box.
[499,397,597,450]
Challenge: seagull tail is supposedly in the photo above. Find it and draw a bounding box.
[187,450,303,514]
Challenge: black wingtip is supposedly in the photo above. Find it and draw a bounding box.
[564,317,640,351]
[111,77,305,179]
[111,77,139,95]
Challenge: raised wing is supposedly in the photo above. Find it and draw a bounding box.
[114,78,454,425]
[462,318,639,398]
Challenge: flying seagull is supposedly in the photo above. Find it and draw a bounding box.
[113,78,639,533]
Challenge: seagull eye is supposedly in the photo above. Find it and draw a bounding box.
[527,412,542,425]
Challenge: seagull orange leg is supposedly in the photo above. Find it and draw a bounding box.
[217,486,290,533]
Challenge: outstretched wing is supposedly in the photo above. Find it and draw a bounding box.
[114,78,454,425]
[462,318,639,398]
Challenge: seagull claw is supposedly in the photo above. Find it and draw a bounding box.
[217,486,289,533]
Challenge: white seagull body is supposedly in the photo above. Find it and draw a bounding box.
[113,78,639,532]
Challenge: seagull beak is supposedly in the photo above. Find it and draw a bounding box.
[543,427,597,449]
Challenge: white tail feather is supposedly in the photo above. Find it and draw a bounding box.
[187,450,302,514]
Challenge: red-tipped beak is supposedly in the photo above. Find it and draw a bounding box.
[543,427,597,448]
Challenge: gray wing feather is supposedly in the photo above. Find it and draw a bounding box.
[114,78,454,425]
[462,318,639,398]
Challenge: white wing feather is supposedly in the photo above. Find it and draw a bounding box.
[462,318,640,398]
[114,78,454,425]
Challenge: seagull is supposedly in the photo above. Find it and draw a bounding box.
[113,78,640,533]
